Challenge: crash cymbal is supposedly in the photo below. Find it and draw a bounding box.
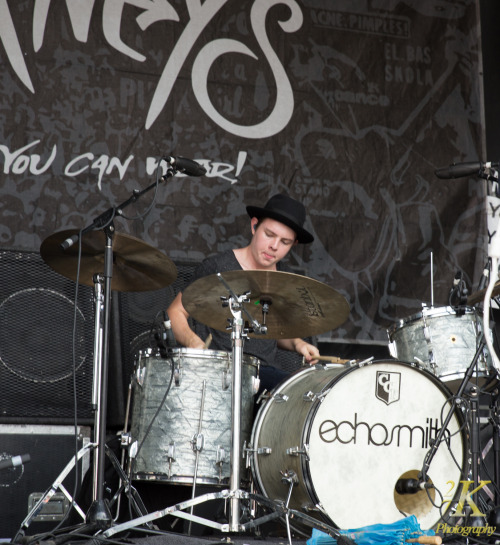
[467,280,500,305]
[183,270,349,339]
[40,229,177,292]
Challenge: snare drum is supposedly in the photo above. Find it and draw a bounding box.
[250,360,466,530]
[130,348,259,486]
[388,306,495,391]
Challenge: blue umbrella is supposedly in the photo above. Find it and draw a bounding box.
[307,515,439,545]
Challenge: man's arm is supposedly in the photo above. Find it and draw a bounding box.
[166,292,206,349]
[277,338,319,364]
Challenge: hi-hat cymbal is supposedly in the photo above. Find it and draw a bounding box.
[183,270,349,339]
[467,280,500,306]
[40,229,177,292]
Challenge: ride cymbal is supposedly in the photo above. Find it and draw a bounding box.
[183,270,349,339]
[40,229,177,292]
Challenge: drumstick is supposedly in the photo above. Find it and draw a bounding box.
[406,536,442,545]
[203,334,212,349]
[314,355,350,364]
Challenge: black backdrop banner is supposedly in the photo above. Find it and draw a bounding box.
[0,0,487,343]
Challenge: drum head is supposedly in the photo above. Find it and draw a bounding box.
[306,360,466,529]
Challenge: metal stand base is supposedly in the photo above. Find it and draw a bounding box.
[102,489,340,540]
[12,441,150,542]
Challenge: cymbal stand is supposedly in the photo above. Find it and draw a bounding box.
[85,227,114,526]
[225,283,250,530]
[62,163,180,528]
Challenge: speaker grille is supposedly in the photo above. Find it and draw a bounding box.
[0,251,95,423]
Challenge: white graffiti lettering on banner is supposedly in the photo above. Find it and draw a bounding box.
[0,141,57,175]
[1,0,302,139]
[0,139,247,186]
[65,153,135,190]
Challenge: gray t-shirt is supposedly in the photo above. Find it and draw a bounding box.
[185,249,291,366]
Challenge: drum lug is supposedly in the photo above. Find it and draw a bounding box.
[243,441,272,468]
[120,431,132,447]
[216,446,226,482]
[191,432,204,452]
[286,444,310,460]
[174,363,182,386]
[129,440,138,459]
[273,393,289,403]
[222,370,230,390]
[303,390,331,402]
[252,375,260,395]
[136,366,146,387]
[167,442,176,478]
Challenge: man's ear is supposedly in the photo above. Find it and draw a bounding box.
[251,218,258,233]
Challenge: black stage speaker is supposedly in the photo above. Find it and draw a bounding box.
[0,251,95,424]
[0,424,91,540]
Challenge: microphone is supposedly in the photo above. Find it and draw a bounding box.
[61,233,80,250]
[395,478,432,494]
[163,155,206,177]
[477,259,491,291]
[162,311,176,347]
[449,270,468,315]
[435,161,498,180]
[0,453,30,471]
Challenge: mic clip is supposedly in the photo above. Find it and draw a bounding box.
[449,271,469,315]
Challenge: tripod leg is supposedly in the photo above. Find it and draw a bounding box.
[13,442,95,541]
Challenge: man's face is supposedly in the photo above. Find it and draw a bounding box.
[249,217,297,269]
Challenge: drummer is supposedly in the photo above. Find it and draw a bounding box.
[166,193,320,393]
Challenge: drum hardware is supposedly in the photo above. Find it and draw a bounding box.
[243,442,272,461]
[166,442,176,478]
[281,469,300,543]
[216,446,227,482]
[174,361,182,386]
[304,386,333,402]
[256,389,271,405]
[286,445,310,459]
[304,391,319,402]
[187,379,208,535]
[222,369,231,389]
[449,270,469,316]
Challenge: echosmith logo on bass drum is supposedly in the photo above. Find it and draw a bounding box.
[376,371,401,405]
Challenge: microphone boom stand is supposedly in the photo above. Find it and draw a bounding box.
[74,166,177,527]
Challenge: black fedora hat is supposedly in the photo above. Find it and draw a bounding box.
[246,193,314,244]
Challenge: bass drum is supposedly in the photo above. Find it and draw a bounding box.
[131,348,259,486]
[250,360,466,530]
